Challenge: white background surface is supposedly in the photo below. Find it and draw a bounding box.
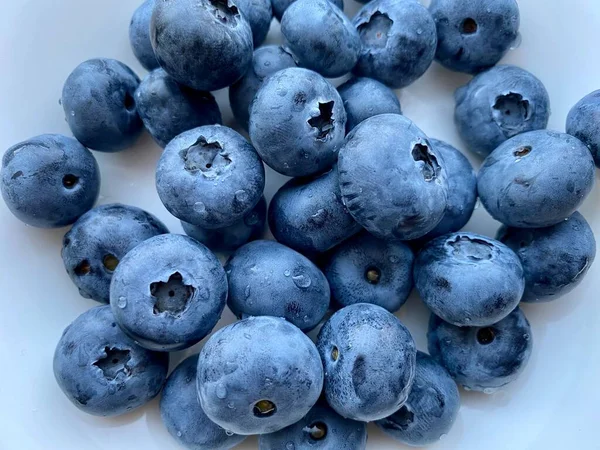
[0,0,599,449]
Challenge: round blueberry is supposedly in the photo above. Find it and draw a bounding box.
[249,67,347,177]
[428,308,533,392]
[109,234,228,352]
[197,316,324,435]
[1,134,100,228]
[53,305,169,416]
[272,0,343,21]
[566,89,600,167]
[129,0,160,71]
[235,0,273,47]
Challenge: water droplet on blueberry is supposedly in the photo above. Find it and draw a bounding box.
[117,297,127,309]
[292,273,312,289]
[216,384,227,399]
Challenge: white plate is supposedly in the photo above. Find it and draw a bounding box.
[1,0,599,449]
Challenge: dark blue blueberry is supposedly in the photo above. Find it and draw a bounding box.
[455,65,550,156]
[249,67,346,177]
[259,401,367,450]
[62,58,143,152]
[428,308,533,392]
[338,114,449,241]
[53,305,169,416]
[150,0,253,91]
[129,0,160,71]
[229,45,297,131]
[156,125,265,229]
[135,68,222,148]
[317,303,416,421]
[414,232,524,327]
[429,0,520,74]
[62,204,169,304]
[160,355,246,450]
[236,0,273,47]
[323,232,414,313]
[181,196,266,253]
[376,352,460,446]
[566,90,600,167]
[1,134,100,228]
[272,0,343,21]
[110,234,228,352]
[353,0,437,88]
[269,167,362,255]
[478,130,596,228]
[197,316,324,435]
[225,240,330,331]
[281,0,360,78]
[498,212,596,303]
[337,77,402,133]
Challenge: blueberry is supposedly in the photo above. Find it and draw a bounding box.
[337,77,402,133]
[156,125,265,229]
[429,0,520,74]
[225,240,330,331]
[229,45,297,131]
[151,0,253,91]
[317,303,416,422]
[323,232,414,313]
[566,90,600,167]
[338,114,449,241]
[428,308,533,392]
[129,0,160,71]
[62,204,169,304]
[182,196,266,253]
[249,67,346,177]
[53,305,169,416]
[135,68,222,148]
[375,352,460,446]
[498,212,596,303]
[272,0,343,21]
[259,402,368,450]
[197,316,324,435]
[414,232,524,327]
[281,0,360,78]
[269,167,362,255]
[454,65,550,156]
[1,134,100,228]
[478,130,596,228]
[160,355,246,450]
[62,58,143,152]
[110,234,228,351]
[235,0,273,47]
[353,0,437,88]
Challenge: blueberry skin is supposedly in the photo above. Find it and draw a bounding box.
[498,212,596,303]
[1,134,100,228]
[229,45,297,131]
[566,90,600,167]
[135,68,222,148]
[225,240,330,331]
[429,0,520,74]
[62,204,169,304]
[272,0,343,21]
[160,355,246,450]
[110,234,228,352]
[323,232,414,313]
[338,114,449,241]
[236,0,273,47]
[353,0,437,89]
[428,308,533,392]
[150,0,253,91]
[455,65,550,156]
[181,196,266,253]
[375,352,460,446]
[197,316,324,435]
[129,0,160,71]
[249,67,347,177]
[317,303,417,422]
[156,125,265,229]
[414,232,524,327]
[281,0,360,78]
[53,306,169,416]
[62,58,143,152]
[269,167,362,255]
[337,77,402,133]
[478,130,596,228]
[259,402,367,450]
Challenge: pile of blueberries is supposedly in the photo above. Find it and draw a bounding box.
[2,0,599,448]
